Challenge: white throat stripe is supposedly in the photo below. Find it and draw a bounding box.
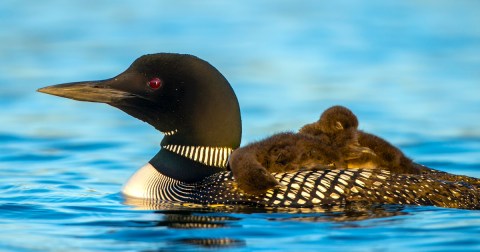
[161,129,178,136]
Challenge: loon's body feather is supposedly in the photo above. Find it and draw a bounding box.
[123,163,480,209]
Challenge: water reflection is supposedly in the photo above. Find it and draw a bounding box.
[118,200,409,249]
[151,213,245,249]
[173,238,245,248]
[160,212,239,229]
[119,201,409,248]
[126,198,409,220]
[266,204,408,223]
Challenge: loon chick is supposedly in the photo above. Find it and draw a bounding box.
[38,53,480,209]
[229,106,375,194]
[300,105,375,163]
[301,105,422,174]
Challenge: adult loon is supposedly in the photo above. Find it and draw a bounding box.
[38,53,480,209]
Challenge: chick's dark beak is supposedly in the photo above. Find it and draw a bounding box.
[37,79,137,104]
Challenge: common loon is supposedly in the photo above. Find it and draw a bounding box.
[38,53,480,209]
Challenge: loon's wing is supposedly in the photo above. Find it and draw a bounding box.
[413,163,480,188]
[194,169,480,210]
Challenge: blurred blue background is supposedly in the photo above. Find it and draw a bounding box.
[1,0,480,251]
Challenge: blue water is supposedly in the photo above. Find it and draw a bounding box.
[1,0,480,251]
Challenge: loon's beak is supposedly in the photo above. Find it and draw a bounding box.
[345,144,377,161]
[37,79,137,104]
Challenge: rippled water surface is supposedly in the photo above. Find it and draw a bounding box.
[1,1,480,251]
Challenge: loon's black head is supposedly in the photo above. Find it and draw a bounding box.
[38,53,242,181]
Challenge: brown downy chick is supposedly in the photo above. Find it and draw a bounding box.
[300,105,376,164]
[302,106,421,174]
[228,132,345,194]
[354,131,421,174]
[229,106,375,195]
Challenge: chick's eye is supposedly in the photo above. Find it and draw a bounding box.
[147,77,162,89]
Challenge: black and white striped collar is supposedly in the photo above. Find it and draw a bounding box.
[162,144,233,168]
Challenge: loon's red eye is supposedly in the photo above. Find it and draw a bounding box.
[148,77,162,89]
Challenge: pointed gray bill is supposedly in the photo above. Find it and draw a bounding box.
[37,81,137,104]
